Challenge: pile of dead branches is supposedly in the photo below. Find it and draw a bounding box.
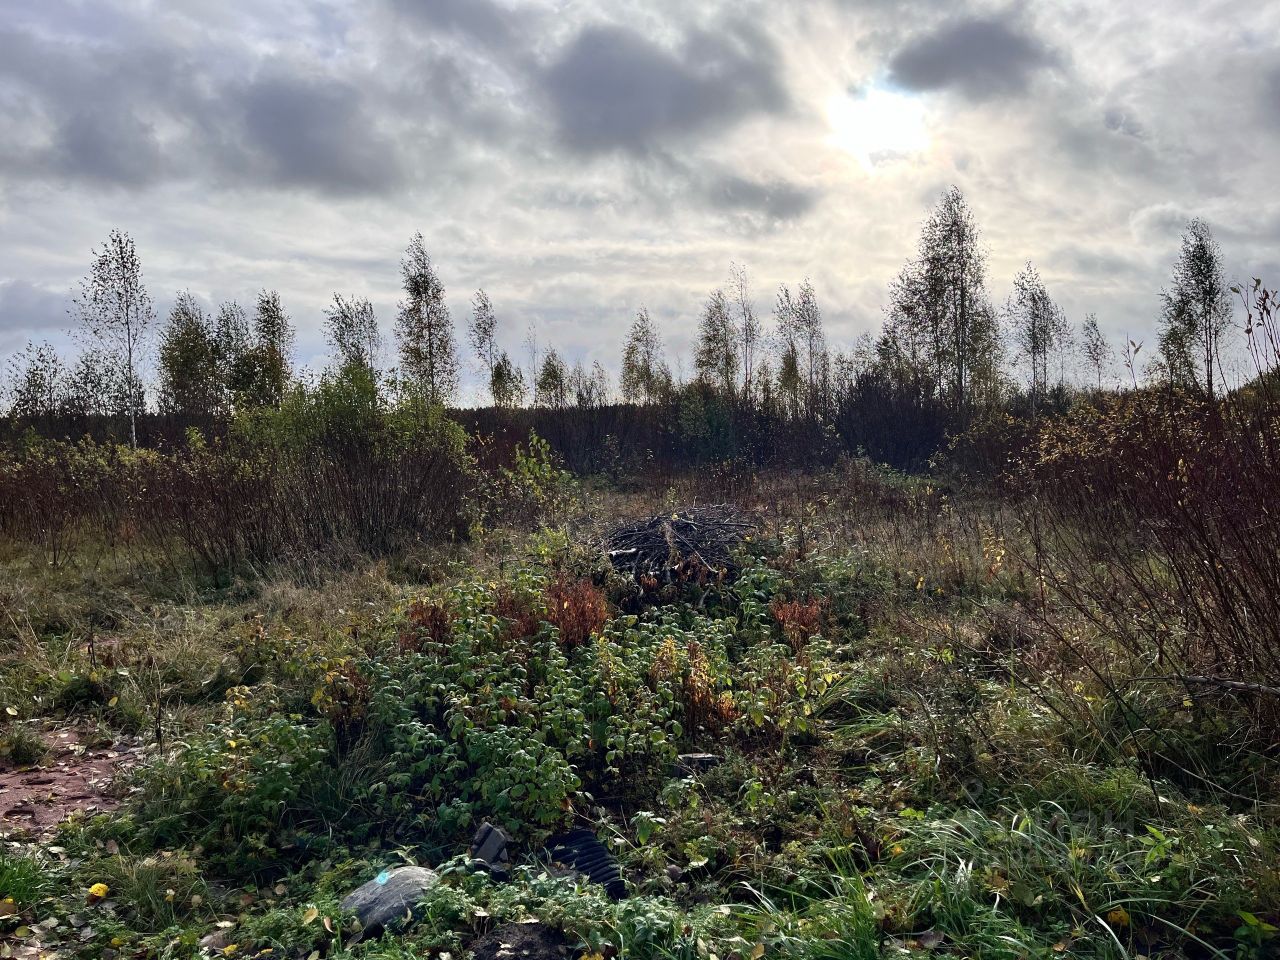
[602,504,756,585]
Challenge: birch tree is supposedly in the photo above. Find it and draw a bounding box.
[396,233,458,404]
[72,229,154,446]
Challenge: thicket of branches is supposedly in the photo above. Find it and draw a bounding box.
[0,370,475,577]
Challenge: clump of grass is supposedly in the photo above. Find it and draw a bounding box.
[82,853,210,930]
[233,893,346,957]
[737,855,881,960]
[0,723,48,767]
[53,672,113,712]
[0,852,52,909]
[888,800,1278,957]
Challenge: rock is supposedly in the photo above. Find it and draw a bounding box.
[340,865,439,937]
[199,927,234,951]
[675,753,721,777]
[470,821,512,880]
[468,921,569,959]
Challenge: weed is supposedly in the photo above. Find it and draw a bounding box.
[397,599,452,653]
[770,597,824,652]
[545,576,609,648]
[0,852,51,909]
[0,723,48,766]
[81,853,210,929]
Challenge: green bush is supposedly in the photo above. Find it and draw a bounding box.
[129,684,332,850]
[0,371,479,576]
[482,432,576,527]
[362,569,686,837]
[342,562,833,842]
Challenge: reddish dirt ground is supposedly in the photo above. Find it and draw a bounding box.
[0,726,144,839]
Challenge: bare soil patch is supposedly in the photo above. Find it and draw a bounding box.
[0,725,143,838]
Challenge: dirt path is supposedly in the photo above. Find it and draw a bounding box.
[0,725,144,839]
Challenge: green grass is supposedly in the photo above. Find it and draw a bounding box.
[0,852,51,909]
[0,722,48,766]
[80,854,211,930]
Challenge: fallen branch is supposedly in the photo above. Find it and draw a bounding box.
[1132,674,1280,698]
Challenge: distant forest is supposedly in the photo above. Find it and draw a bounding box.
[0,186,1257,470]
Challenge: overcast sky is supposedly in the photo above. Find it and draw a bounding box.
[3,0,1280,395]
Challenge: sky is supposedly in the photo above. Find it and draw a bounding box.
[2,0,1280,397]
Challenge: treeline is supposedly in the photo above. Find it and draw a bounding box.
[0,188,1249,469]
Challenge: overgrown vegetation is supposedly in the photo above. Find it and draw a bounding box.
[3,431,1279,957]
[3,205,1280,959]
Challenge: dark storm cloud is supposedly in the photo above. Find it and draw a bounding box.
[887,16,1058,100]
[0,25,185,186]
[540,21,789,154]
[52,105,166,187]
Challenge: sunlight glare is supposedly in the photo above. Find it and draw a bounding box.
[827,87,930,169]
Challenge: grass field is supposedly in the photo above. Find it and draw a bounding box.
[1,460,1277,960]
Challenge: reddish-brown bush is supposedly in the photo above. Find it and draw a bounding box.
[1014,280,1280,776]
[494,585,542,641]
[398,599,453,653]
[545,577,609,648]
[771,597,824,651]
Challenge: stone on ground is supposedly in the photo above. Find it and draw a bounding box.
[340,865,439,936]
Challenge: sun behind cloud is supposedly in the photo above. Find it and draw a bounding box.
[826,86,930,170]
